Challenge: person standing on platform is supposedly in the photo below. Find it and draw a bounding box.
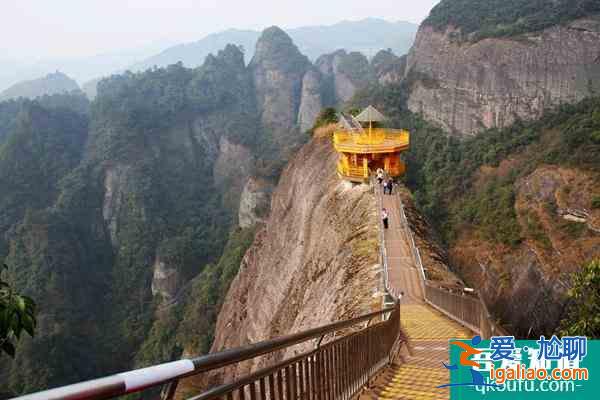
[382,208,389,229]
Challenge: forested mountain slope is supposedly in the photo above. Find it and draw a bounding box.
[0,30,304,396]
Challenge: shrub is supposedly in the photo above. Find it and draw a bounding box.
[559,259,600,337]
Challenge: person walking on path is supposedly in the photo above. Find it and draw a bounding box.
[382,208,389,229]
[376,168,384,185]
[385,179,393,195]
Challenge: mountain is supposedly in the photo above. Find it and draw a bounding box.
[352,79,600,336]
[403,1,600,136]
[130,19,418,72]
[0,27,373,396]
[0,72,80,102]
[348,0,600,335]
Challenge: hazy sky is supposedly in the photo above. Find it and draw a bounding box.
[2,0,439,61]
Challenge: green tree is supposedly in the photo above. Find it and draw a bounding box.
[0,264,36,358]
[559,259,600,337]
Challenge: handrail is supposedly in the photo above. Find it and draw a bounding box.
[373,176,397,301]
[386,189,508,339]
[13,303,401,400]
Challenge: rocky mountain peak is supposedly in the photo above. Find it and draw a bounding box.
[250,26,310,72]
[204,43,246,71]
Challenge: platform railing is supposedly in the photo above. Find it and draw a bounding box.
[13,303,402,400]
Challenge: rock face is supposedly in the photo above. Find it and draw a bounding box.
[185,138,381,389]
[406,17,600,136]
[102,164,132,248]
[450,165,600,335]
[250,27,311,147]
[238,177,273,228]
[372,50,407,85]
[213,136,255,205]
[316,50,372,104]
[298,68,323,132]
[0,71,80,101]
[150,255,181,300]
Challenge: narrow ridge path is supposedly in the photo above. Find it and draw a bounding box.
[366,188,472,400]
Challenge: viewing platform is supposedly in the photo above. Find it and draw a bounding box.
[332,106,410,183]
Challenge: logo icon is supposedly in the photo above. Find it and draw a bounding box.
[438,336,501,389]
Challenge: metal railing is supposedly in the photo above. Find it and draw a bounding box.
[378,184,507,338]
[14,303,402,400]
[333,129,410,154]
[373,179,399,301]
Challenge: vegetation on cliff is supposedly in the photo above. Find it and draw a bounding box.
[0,54,248,393]
[423,0,600,41]
[135,227,256,366]
[0,264,36,358]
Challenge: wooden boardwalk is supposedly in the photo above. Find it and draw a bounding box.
[363,187,472,400]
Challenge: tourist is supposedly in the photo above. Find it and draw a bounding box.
[385,179,393,195]
[376,168,384,185]
[382,208,389,229]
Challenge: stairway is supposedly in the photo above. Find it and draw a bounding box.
[365,188,473,399]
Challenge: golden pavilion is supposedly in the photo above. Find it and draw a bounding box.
[333,105,410,182]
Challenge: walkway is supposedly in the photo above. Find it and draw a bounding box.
[364,187,472,400]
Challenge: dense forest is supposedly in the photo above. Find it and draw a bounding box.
[0,43,283,396]
[423,0,600,41]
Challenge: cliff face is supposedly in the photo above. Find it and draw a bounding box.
[298,68,323,132]
[450,163,600,335]
[197,138,380,386]
[406,16,600,136]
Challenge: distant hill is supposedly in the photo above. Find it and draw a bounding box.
[0,41,176,92]
[131,18,418,71]
[0,72,79,101]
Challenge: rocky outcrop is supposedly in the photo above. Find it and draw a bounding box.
[238,177,273,228]
[102,164,131,248]
[298,68,323,132]
[250,27,311,146]
[150,255,181,300]
[316,50,371,104]
[372,50,407,85]
[178,138,381,391]
[213,136,254,195]
[406,16,600,136]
